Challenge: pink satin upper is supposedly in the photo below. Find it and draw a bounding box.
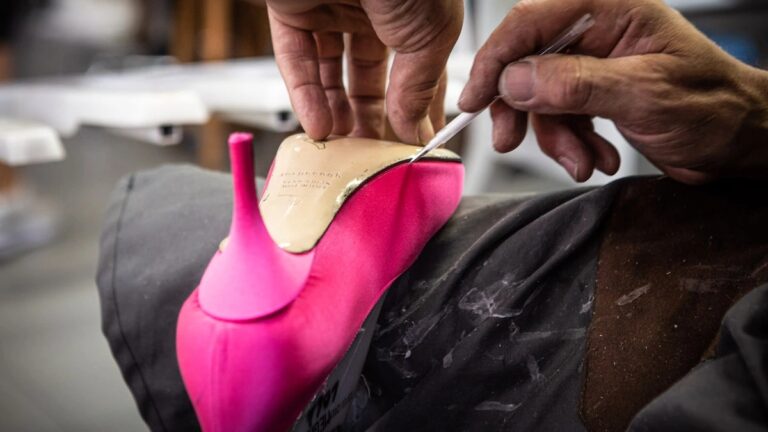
[176,133,464,432]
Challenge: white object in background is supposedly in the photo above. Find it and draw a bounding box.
[0,118,65,166]
[117,57,463,133]
[142,59,300,132]
[31,0,140,47]
[0,78,208,143]
[60,59,299,133]
[446,51,475,116]
[221,112,297,133]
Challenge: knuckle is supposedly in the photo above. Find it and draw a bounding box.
[549,57,593,111]
[388,80,438,120]
[508,0,537,21]
[370,0,461,52]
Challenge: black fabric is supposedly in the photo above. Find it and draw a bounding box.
[348,184,622,431]
[629,284,768,432]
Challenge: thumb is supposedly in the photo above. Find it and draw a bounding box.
[498,54,651,120]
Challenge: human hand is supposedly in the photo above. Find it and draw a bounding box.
[459,0,768,184]
[267,0,463,144]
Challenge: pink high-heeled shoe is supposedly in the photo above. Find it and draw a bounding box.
[176,132,463,432]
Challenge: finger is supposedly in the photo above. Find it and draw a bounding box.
[363,0,462,144]
[490,101,527,153]
[459,1,591,112]
[315,31,353,135]
[573,123,621,175]
[385,19,461,144]
[429,70,448,132]
[268,8,331,139]
[386,50,441,143]
[458,0,632,112]
[347,32,388,139]
[497,54,654,122]
[532,113,595,182]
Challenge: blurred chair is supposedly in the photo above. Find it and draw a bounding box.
[0,76,209,146]
[0,118,64,166]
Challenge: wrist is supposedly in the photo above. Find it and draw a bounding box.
[742,64,768,129]
[731,63,768,178]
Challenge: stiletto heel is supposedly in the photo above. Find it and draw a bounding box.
[197,132,314,321]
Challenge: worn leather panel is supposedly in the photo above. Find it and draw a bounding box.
[582,178,768,432]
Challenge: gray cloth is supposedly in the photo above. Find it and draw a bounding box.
[97,167,257,431]
[629,284,768,432]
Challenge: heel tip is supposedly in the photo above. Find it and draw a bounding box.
[229,132,254,147]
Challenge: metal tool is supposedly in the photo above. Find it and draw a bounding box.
[409,13,596,163]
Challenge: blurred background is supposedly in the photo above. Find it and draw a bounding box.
[0,0,766,430]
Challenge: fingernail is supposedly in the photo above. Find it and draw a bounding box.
[557,156,579,180]
[417,117,435,144]
[500,61,534,102]
[458,88,467,108]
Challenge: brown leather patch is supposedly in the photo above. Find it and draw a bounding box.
[581,177,768,432]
